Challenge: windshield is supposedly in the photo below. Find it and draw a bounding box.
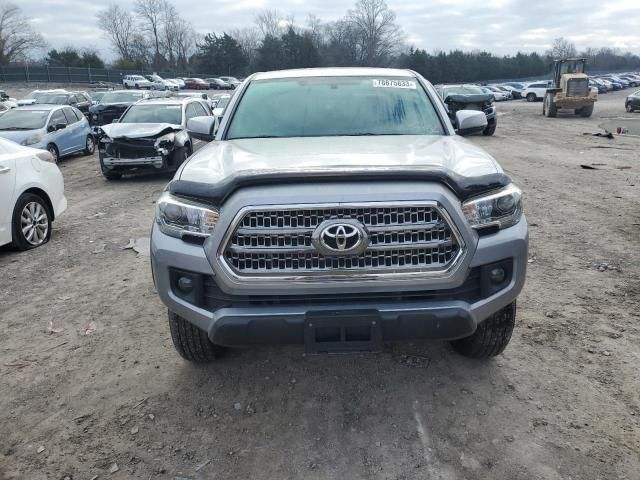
[101,92,144,103]
[0,109,49,130]
[215,96,231,109]
[226,76,444,139]
[35,94,69,105]
[119,104,182,124]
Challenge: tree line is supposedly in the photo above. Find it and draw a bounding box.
[0,0,638,83]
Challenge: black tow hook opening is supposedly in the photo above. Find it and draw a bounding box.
[304,310,382,354]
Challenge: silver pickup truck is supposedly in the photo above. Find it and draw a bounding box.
[150,68,528,362]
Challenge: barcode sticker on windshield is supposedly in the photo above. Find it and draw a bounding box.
[372,79,416,89]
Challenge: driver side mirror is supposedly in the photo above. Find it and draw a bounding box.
[455,110,487,136]
[187,116,219,142]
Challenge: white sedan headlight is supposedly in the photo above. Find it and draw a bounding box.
[22,133,42,146]
[156,192,219,238]
[462,184,523,230]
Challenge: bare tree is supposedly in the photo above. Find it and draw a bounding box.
[160,1,179,67]
[255,9,284,38]
[347,0,403,66]
[229,26,260,67]
[0,3,46,64]
[306,14,325,48]
[549,37,577,59]
[171,17,196,70]
[97,4,134,61]
[134,0,167,67]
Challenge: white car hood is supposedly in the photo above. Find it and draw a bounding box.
[179,135,502,185]
[101,123,182,139]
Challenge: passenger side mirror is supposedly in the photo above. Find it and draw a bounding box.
[47,125,55,133]
[187,116,218,142]
[455,110,487,136]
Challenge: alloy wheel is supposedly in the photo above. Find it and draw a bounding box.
[48,146,58,163]
[21,202,49,246]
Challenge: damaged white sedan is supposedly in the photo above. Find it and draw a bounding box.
[97,97,215,180]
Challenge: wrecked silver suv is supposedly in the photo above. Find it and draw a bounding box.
[151,68,528,362]
[97,97,213,180]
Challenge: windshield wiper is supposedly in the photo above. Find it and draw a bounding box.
[0,127,31,130]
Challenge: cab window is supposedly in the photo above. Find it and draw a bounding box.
[48,109,68,129]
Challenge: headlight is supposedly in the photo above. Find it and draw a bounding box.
[100,135,113,143]
[154,132,175,149]
[92,114,98,120]
[156,192,219,238]
[462,184,522,230]
[22,133,42,146]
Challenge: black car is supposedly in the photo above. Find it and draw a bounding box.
[88,90,150,130]
[625,90,640,112]
[34,91,93,115]
[435,85,497,136]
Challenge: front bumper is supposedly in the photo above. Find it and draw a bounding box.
[151,216,528,347]
[101,155,165,168]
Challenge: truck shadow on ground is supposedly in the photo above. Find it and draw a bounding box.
[151,342,547,478]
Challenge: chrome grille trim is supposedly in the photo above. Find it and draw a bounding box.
[218,202,466,282]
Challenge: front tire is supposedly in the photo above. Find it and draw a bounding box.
[451,302,516,359]
[46,144,59,163]
[543,93,557,117]
[483,120,497,136]
[579,104,594,117]
[11,193,52,250]
[84,135,95,155]
[526,93,536,102]
[168,311,226,362]
[625,103,634,113]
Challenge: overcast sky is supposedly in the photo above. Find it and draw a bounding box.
[23,0,640,60]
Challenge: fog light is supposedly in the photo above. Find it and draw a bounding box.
[489,267,506,284]
[177,276,193,293]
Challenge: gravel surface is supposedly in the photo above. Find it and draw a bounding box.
[0,90,639,479]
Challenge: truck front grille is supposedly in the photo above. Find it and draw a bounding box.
[567,78,589,97]
[221,203,464,278]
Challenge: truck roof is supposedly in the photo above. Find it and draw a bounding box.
[251,67,415,81]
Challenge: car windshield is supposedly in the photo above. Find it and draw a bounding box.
[36,94,69,105]
[101,92,145,103]
[216,96,231,109]
[444,86,485,96]
[119,104,182,124]
[226,76,444,139]
[0,109,49,130]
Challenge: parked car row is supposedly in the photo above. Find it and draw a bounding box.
[122,74,242,91]
[0,82,238,252]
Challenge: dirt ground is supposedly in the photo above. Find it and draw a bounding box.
[1,89,639,480]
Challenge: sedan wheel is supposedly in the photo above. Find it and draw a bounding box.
[12,193,52,250]
[21,202,49,246]
[626,103,634,113]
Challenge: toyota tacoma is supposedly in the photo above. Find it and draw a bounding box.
[151,68,528,362]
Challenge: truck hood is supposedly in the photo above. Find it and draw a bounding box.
[179,135,502,185]
[100,122,181,139]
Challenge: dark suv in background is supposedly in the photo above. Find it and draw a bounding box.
[33,91,93,116]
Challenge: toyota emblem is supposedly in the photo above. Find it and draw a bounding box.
[312,219,369,256]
